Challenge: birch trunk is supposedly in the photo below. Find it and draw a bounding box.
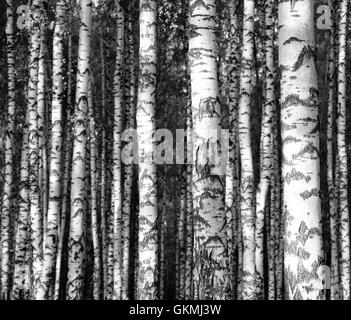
[185,78,193,300]
[1,0,15,300]
[37,25,47,246]
[189,0,229,300]
[38,0,65,300]
[255,0,275,300]
[279,0,325,300]
[28,0,43,299]
[54,30,73,299]
[136,0,158,300]
[88,77,101,300]
[112,1,124,300]
[238,0,256,300]
[327,1,340,300]
[336,0,350,300]
[121,2,136,300]
[12,110,30,300]
[225,0,240,300]
[66,0,92,299]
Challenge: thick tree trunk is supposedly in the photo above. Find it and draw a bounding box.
[189,0,229,300]
[136,0,158,300]
[279,0,325,300]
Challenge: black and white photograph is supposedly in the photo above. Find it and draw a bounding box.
[0,0,350,309]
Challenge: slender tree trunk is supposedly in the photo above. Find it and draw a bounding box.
[38,0,65,300]
[112,2,124,300]
[28,0,44,299]
[255,0,275,300]
[327,1,340,300]
[88,77,101,300]
[121,2,136,300]
[66,0,92,299]
[336,0,350,300]
[159,174,167,300]
[54,29,73,299]
[177,168,186,299]
[279,0,325,300]
[100,35,110,300]
[238,0,256,300]
[184,76,193,300]
[12,111,30,300]
[37,25,47,248]
[136,0,158,300]
[226,0,240,300]
[1,0,16,300]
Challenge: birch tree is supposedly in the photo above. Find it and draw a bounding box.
[88,77,101,300]
[327,1,340,300]
[336,0,350,300]
[66,0,92,300]
[38,0,65,300]
[112,1,124,300]
[238,0,256,300]
[27,0,44,298]
[189,0,229,300]
[54,27,73,299]
[255,0,274,300]
[225,0,240,300]
[136,0,158,300]
[1,0,16,300]
[121,2,137,299]
[279,0,325,300]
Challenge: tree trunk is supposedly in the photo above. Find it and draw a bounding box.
[136,0,158,300]
[279,0,325,300]
[121,2,136,300]
[226,0,240,300]
[54,28,73,299]
[327,0,340,300]
[238,0,256,300]
[1,0,16,300]
[66,0,92,300]
[28,0,44,299]
[189,0,229,300]
[336,0,350,300]
[88,77,101,300]
[112,1,124,300]
[12,110,30,300]
[255,0,275,300]
[38,0,65,300]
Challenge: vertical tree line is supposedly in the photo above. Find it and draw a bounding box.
[0,0,350,300]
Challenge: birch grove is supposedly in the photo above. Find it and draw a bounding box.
[0,0,351,301]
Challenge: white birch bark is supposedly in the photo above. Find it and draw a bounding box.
[66,0,92,299]
[279,0,325,300]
